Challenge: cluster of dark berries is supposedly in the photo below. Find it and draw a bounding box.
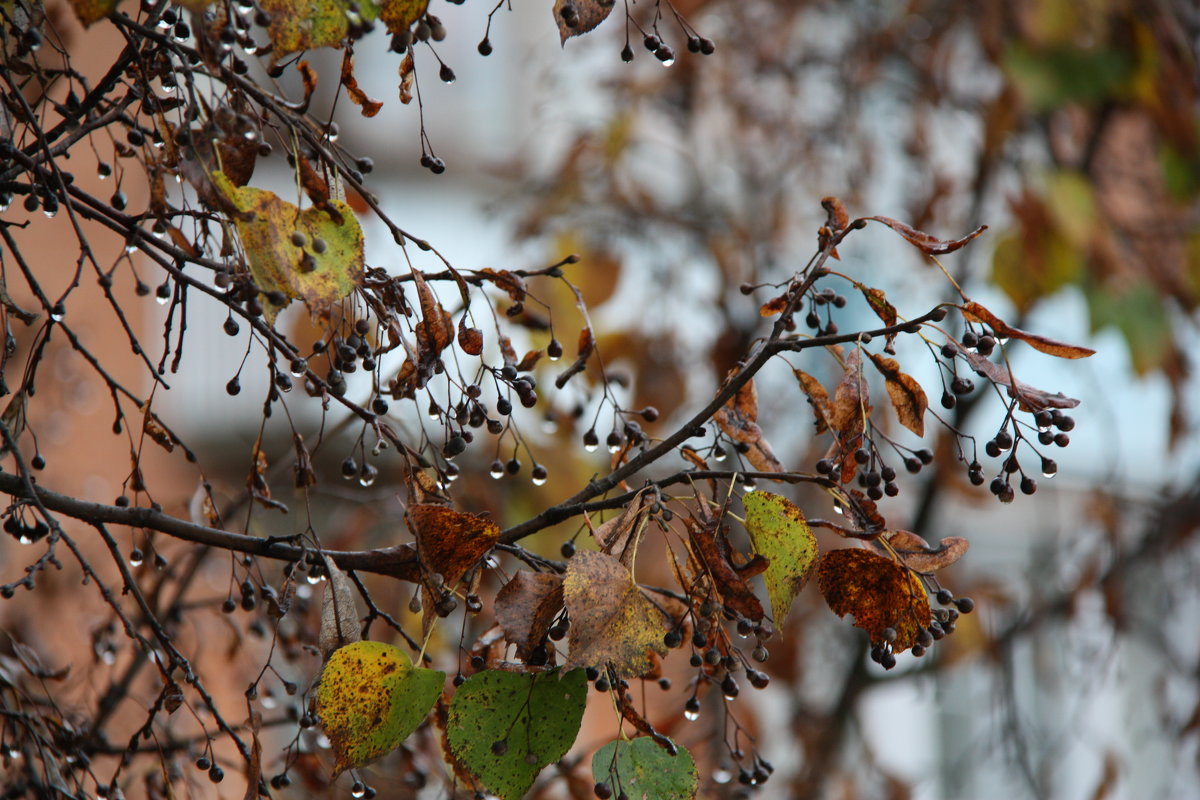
[2,512,49,544]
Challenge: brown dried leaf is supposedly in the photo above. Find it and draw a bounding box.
[554,328,594,389]
[563,551,667,678]
[140,400,175,453]
[860,286,897,328]
[408,504,499,589]
[293,433,317,489]
[827,351,870,482]
[817,548,930,652]
[340,51,383,118]
[298,60,318,104]
[478,268,527,304]
[960,301,1096,359]
[494,572,564,661]
[822,196,850,232]
[411,270,454,366]
[398,53,415,104]
[793,369,832,434]
[758,294,790,317]
[867,353,927,437]
[686,518,764,622]
[516,349,543,373]
[863,216,988,255]
[714,380,783,473]
[457,317,483,356]
[319,557,361,658]
[296,154,343,225]
[882,531,969,573]
[591,490,653,567]
[955,348,1081,411]
[553,0,615,44]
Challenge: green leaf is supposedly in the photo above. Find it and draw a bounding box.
[592,737,698,800]
[446,668,587,800]
[315,640,444,776]
[742,491,818,627]
[1003,42,1132,111]
[212,171,363,322]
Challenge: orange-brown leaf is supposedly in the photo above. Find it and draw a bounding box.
[960,301,1095,359]
[822,196,850,232]
[591,490,653,566]
[494,572,564,661]
[864,216,987,256]
[516,349,543,373]
[867,353,927,437]
[298,60,318,104]
[408,504,499,589]
[817,548,930,651]
[758,294,790,317]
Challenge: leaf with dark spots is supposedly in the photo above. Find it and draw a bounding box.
[379,0,429,36]
[494,572,564,661]
[827,350,870,483]
[714,379,783,473]
[563,551,669,677]
[743,492,819,626]
[316,641,443,776]
[592,736,698,800]
[408,504,499,590]
[867,352,928,437]
[862,216,988,255]
[960,301,1096,359]
[817,548,930,652]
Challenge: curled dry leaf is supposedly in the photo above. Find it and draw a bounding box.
[827,350,870,482]
[867,352,928,437]
[411,269,455,370]
[553,0,615,44]
[685,518,765,622]
[457,316,484,356]
[961,301,1096,359]
[714,379,784,473]
[494,571,564,661]
[340,51,383,118]
[793,369,832,434]
[554,327,595,389]
[881,531,969,573]
[591,489,654,566]
[817,548,930,652]
[319,557,361,659]
[398,52,415,104]
[563,550,668,678]
[863,216,988,256]
[954,347,1081,411]
[139,400,175,453]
